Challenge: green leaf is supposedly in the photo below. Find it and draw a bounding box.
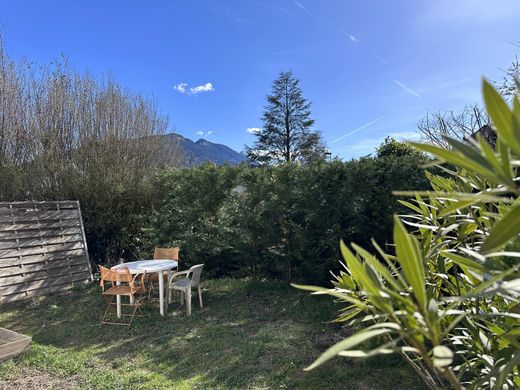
[444,136,493,171]
[442,251,486,273]
[393,191,514,204]
[371,239,408,288]
[305,326,397,370]
[497,138,513,179]
[465,266,519,298]
[393,217,427,309]
[397,200,423,215]
[476,135,515,186]
[492,353,520,390]
[438,199,480,217]
[291,283,368,309]
[351,243,404,291]
[481,205,520,253]
[338,345,419,358]
[340,241,381,298]
[482,79,520,156]
[411,142,498,181]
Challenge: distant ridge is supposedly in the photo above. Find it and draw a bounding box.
[161,133,248,166]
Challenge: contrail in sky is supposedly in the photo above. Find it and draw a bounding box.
[293,0,311,15]
[331,118,383,144]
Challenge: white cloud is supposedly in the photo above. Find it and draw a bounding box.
[173,83,188,93]
[293,0,311,15]
[174,82,215,95]
[189,82,215,95]
[348,34,359,43]
[195,130,213,138]
[394,80,421,98]
[340,30,360,44]
[246,127,262,134]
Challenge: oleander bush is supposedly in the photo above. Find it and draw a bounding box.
[296,80,520,389]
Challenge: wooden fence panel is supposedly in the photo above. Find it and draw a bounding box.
[0,201,93,302]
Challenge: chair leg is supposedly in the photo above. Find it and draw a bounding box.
[134,294,145,318]
[198,286,203,308]
[147,282,153,299]
[100,295,115,326]
[186,288,191,316]
[100,294,146,327]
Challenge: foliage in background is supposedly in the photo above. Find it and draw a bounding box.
[152,142,429,282]
[0,37,182,263]
[296,80,520,389]
[246,70,327,164]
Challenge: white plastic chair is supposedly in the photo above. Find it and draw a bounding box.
[170,264,204,315]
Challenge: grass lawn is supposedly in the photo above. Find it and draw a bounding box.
[0,279,424,389]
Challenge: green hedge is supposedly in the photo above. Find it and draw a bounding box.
[151,144,431,283]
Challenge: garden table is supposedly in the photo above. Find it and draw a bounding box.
[111,260,178,317]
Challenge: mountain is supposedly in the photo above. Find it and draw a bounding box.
[161,133,248,166]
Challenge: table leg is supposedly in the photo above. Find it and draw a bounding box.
[166,269,172,305]
[116,281,122,318]
[158,271,164,316]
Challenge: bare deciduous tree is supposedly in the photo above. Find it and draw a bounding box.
[498,42,520,100]
[0,37,182,201]
[0,35,183,261]
[417,104,489,148]
[417,46,520,148]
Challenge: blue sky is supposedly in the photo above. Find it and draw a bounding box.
[2,0,520,158]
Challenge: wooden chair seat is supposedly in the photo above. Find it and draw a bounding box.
[98,265,146,327]
[102,285,146,296]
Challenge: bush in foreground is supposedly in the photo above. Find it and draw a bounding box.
[296,80,520,389]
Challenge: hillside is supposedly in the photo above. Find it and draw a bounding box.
[162,133,248,166]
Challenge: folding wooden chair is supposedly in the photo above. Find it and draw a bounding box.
[147,246,180,299]
[98,265,146,327]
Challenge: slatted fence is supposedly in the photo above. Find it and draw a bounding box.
[0,201,93,303]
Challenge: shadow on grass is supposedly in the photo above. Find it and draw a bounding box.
[0,279,425,389]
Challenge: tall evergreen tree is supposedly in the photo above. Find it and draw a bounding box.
[247,70,326,163]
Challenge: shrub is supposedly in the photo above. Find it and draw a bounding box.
[296,80,520,389]
[152,147,430,282]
